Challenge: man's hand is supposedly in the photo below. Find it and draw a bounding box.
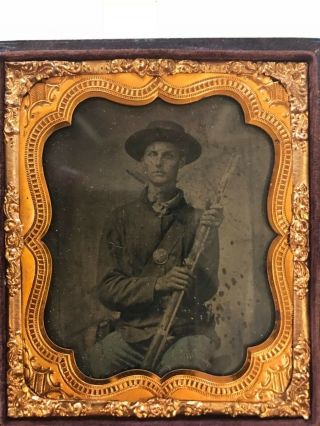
[155,266,194,293]
[200,206,224,228]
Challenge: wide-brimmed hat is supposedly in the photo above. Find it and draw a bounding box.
[125,120,202,164]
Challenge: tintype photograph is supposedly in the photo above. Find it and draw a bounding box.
[2,52,315,421]
[43,95,275,379]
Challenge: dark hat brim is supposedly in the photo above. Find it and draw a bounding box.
[125,127,201,164]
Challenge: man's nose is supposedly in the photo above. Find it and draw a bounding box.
[154,155,163,167]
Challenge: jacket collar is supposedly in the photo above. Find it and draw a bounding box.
[140,186,188,221]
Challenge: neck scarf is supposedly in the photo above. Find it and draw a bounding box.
[148,189,184,217]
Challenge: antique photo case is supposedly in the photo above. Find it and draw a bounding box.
[1,39,319,424]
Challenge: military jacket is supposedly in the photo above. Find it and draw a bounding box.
[97,188,219,343]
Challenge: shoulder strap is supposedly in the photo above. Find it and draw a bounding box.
[141,217,185,275]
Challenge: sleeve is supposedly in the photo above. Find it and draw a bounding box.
[96,210,158,311]
[192,225,220,303]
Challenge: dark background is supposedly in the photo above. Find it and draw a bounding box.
[43,95,275,376]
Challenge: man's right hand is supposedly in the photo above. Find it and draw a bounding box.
[155,266,194,293]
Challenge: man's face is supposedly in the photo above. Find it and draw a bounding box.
[142,141,184,187]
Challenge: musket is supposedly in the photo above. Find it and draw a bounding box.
[141,154,239,371]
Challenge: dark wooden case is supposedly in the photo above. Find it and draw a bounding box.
[0,38,319,425]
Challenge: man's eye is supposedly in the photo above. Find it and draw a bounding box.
[147,151,157,157]
[164,153,175,159]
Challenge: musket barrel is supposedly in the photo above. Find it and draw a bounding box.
[142,154,239,371]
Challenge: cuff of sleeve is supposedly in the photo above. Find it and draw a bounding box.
[138,276,158,303]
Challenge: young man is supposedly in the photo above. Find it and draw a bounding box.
[87,121,223,377]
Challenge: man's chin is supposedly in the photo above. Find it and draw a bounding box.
[149,177,170,186]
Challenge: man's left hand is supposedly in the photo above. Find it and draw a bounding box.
[200,206,224,228]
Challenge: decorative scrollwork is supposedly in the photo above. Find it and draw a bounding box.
[23,346,72,399]
[100,398,207,418]
[292,112,308,141]
[252,62,307,113]
[7,329,26,417]
[4,183,24,296]
[7,329,82,417]
[5,330,215,418]
[290,183,309,299]
[5,59,307,109]
[223,337,310,419]
[292,112,308,152]
[5,61,83,107]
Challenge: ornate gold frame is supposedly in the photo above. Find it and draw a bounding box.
[4,59,310,419]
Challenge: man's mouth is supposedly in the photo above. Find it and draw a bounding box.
[152,171,165,176]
